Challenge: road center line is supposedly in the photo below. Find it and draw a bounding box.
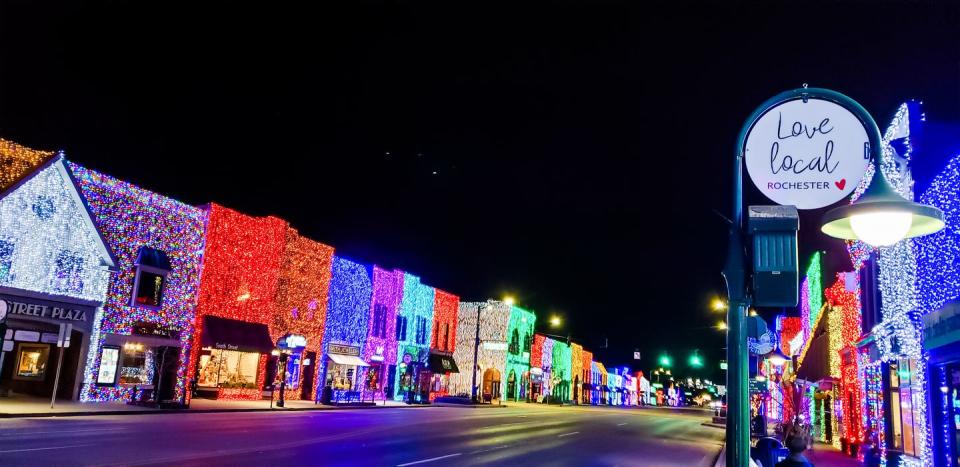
[0,443,94,454]
[557,431,580,438]
[617,422,628,426]
[397,453,463,466]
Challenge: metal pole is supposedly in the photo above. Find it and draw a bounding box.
[50,346,65,409]
[723,132,750,467]
[471,303,482,403]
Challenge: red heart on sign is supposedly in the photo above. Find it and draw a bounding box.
[835,179,846,190]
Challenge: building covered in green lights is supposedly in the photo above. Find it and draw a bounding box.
[505,306,536,401]
[551,340,572,402]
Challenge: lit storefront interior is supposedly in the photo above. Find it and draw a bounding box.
[320,344,370,404]
[195,316,275,400]
[426,351,459,401]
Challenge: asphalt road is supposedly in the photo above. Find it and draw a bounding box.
[0,404,723,467]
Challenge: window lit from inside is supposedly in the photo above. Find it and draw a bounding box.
[889,359,921,457]
[120,342,152,385]
[15,344,49,381]
[198,349,259,389]
[131,247,170,307]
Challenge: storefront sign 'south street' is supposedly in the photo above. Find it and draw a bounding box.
[744,97,871,209]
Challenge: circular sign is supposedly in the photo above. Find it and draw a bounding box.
[744,97,870,209]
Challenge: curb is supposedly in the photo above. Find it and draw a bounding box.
[701,422,726,429]
[0,403,438,419]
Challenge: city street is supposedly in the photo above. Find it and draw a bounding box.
[0,404,722,466]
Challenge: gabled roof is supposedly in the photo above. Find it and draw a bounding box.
[0,139,117,270]
[0,138,58,196]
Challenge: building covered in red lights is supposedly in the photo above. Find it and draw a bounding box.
[426,288,460,400]
[189,204,288,401]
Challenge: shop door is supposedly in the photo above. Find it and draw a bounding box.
[154,346,180,403]
[386,365,396,399]
[301,351,316,400]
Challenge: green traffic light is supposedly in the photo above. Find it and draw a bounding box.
[658,355,672,367]
[689,354,703,367]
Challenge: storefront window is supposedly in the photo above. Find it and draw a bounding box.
[326,363,357,390]
[889,359,920,456]
[14,343,49,381]
[198,349,260,389]
[119,343,153,385]
[97,346,120,385]
[284,353,302,389]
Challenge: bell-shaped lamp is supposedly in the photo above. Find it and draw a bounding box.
[821,170,945,247]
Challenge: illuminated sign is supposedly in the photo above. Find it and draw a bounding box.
[284,334,307,348]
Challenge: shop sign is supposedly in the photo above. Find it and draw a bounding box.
[132,321,180,340]
[743,97,870,209]
[329,344,360,356]
[40,333,59,344]
[0,295,92,323]
[370,345,385,362]
[214,342,240,350]
[923,301,960,350]
[14,330,40,342]
[482,341,507,351]
[283,334,307,348]
[0,299,7,323]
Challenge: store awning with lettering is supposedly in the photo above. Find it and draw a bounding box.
[427,352,460,373]
[200,316,274,353]
[328,353,369,367]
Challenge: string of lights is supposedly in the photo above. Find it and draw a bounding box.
[69,163,206,402]
[273,229,334,401]
[0,159,112,303]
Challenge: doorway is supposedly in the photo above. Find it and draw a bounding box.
[301,351,316,400]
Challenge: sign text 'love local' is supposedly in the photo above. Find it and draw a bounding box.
[744,97,871,210]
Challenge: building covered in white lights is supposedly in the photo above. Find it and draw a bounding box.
[449,300,510,402]
[0,140,115,401]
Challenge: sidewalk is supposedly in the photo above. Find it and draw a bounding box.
[0,393,417,418]
[804,442,860,466]
[713,442,859,467]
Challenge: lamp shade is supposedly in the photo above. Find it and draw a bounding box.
[821,173,944,246]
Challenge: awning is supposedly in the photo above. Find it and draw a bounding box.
[328,353,369,367]
[428,352,460,373]
[796,321,832,382]
[200,316,274,353]
[582,383,593,390]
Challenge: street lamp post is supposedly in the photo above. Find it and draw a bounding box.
[471,302,486,403]
[727,86,945,466]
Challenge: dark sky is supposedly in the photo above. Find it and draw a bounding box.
[3,1,960,380]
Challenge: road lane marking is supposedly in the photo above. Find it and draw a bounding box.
[397,453,462,466]
[617,422,628,426]
[557,431,580,437]
[1,428,123,436]
[0,443,94,454]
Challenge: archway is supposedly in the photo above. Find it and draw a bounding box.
[574,375,580,403]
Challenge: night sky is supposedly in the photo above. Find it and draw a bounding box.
[3,2,960,380]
